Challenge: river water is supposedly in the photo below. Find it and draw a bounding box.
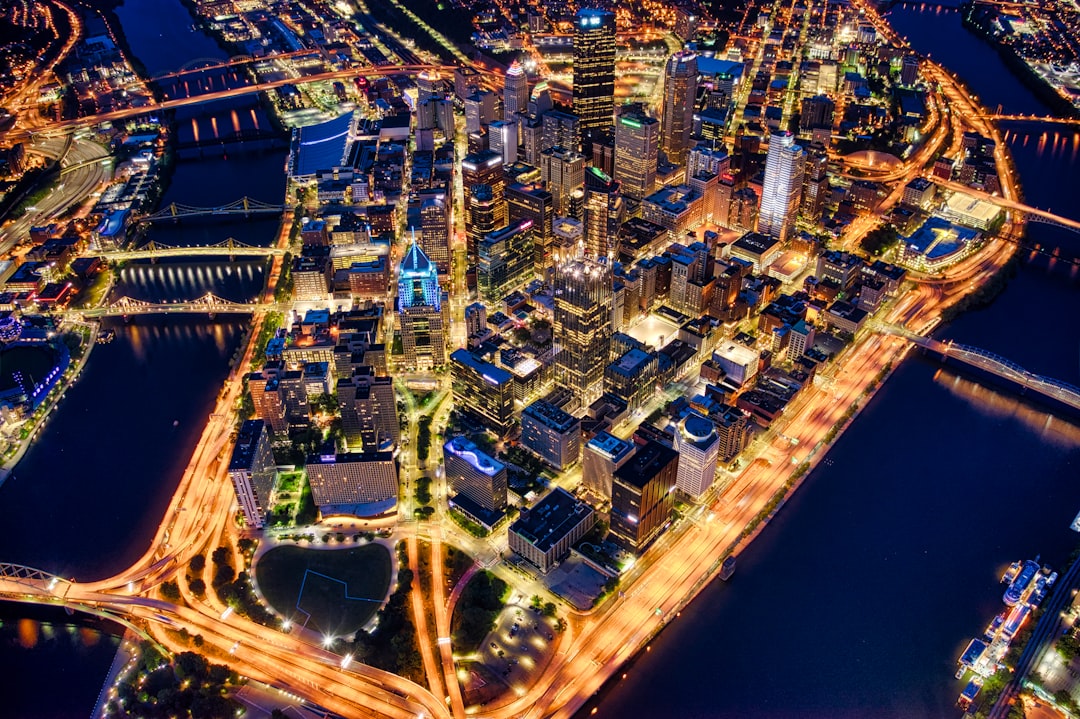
[586,5,1080,719]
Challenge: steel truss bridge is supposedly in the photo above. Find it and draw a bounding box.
[97,237,287,261]
[877,324,1080,414]
[67,293,278,318]
[134,197,289,224]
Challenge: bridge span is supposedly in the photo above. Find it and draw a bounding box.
[97,238,287,261]
[877,324,1080,418]
[66,293,279,319]
[135,197,289,224]
[933,178,1080,233]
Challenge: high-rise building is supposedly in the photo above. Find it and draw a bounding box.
[582,167,624,258]
[444,435,508,512]
[449,348,515,434]
[478,219,535,301]
[553,255,613,407]
[228,419,276,528]
[503,60,529,124]
[661,51,698,165]
[398,243,447,370]
[715,405,751,462]
[462,150,507,251]
[521,399,582,470]
[674,412,720,498]
[758,131,806,244]
[610,439,677,552]
[541,147,586,217]
[506,181,555,272]
[489,119,519,165]
[613,106,659,200]
[582,431,635,501]
[541,110,582,154]
[900,54,920,87]
[337,367,399,451]
[464,302,487,338]
[466,184,500,265]
[573,8,617,134]
[464,89,498,133]
[305,451,398,517]
[420,197,451,274]
[801,145,829,222]
[799,95,835,132]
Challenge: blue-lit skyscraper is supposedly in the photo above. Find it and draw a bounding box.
[398,242,447,369]
[758,131,806,244]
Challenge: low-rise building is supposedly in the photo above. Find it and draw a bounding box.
[304,451,398,517]
[508,487,596,572]
[520,399,581,470]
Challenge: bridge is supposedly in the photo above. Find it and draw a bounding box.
[3,64,476,142]
[135,197,289,224]
[878,324,1080,417]
[96,238,288,261]
[933,178,1080,233]
[980,113,1080,127]
[68,293,277,318]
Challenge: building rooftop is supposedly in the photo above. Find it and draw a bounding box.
[732,231,781,255]
[510,487,593,553]
[586,431,635,462]
[523,399,579,433]
[444,435,505,477]
[614,439,678,489]
[451,348,513,385]
[229,419,266,472]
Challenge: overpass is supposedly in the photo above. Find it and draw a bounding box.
[3,64,465,141]
[934,178,1080,233]
[877,324,1080,417]
[96,237,287,261]
[67,293,278,318]
[134,197,290,224]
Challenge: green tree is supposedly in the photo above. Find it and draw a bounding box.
[189,554,205,573]
[160,581,181,602]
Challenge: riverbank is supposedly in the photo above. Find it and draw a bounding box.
[959,2,1080,119]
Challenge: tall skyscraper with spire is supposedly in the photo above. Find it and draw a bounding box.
[661,51,698,166]
[504,60,529,123]
[573,8,616,135]
[758,131,806,244]
[398,243,447,370]
[553,254,613,408]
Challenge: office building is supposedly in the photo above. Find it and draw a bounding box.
[504,60,529,125]
[799,95,835,132]
[462,150,508,255]
[466,184,500,264]
[758,132,806,244]
[420,196,451,274]
[541,147,586,217]
[583,167,625,258]
[542,110,582,154]
[489,119,519,165]
[398,243,447,370]
[661,51,698,165]
[292,255,329,301]
[604,347,658,412]
[900,54,920,87]
[444,435,507,515]
[305,451,398,517]
[464,89,498,134]
[611,440,678,553]
[521,399,582,470]
[450,348,515,434]
[228,419,276,529]
[674,412,721,498]
[507,181,555,272]
[713,341,759,387]
[613,107,660,200]
[715,405,751,461]
[338,368,399,452]
[553,255,614,408]
[509,487,596,572]
[464,302,487,338]
[478,219,535,301]
[573,8,617,133]
[801,146,829,221]
[582,431,635,501]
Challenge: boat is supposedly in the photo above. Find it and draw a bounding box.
[1002,561,1021,584]
[983,614,1004,641]
[958,678,982,709]
[95,328,115,344]
[719,555,736,581]
[1003,560,1040,606]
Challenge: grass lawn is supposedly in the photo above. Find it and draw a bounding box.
[254,544,393,637]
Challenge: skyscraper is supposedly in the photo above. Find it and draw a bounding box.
[504,60,529,124]
[613,106,659,200]
[541,110,582,154]
[478,219,535,301]
[507,181,555,272]
[466,184,499,264]
[582,166,624,258]
[540,146,586,217]
[419,197,451,274]
[674,412,720,498]
[573,8,616,134]
[228,419,276,529]
[758,131,806,244]
[661,51,698,165]
[489,119,519,165]
[444,435,508,513]
[398,243,447,370]
[553,255,613,407]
